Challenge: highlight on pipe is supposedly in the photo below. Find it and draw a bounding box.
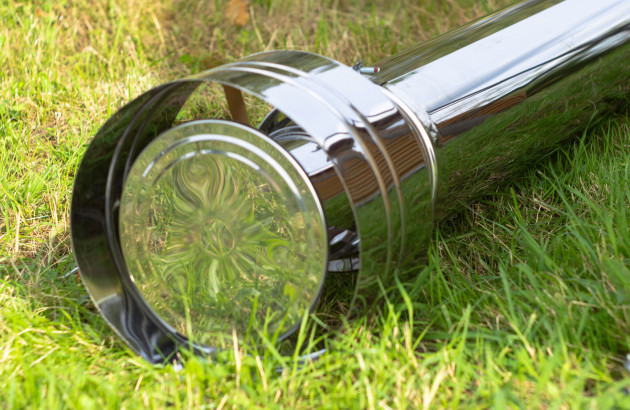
[70,51,435,362]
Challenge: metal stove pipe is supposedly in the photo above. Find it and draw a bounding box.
[71,0,630,362]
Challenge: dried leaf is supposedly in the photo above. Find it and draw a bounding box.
[199,53,226,70]
[225,0,250,27]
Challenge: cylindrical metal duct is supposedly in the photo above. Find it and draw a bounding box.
[71,0,630,363]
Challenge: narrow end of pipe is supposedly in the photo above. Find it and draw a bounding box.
[118,119,328,347]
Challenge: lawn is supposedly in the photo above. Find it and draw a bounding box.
[1,0,630,408]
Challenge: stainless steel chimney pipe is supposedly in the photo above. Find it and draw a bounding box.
[71,0,630,362]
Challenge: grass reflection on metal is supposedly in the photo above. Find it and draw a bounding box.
[119,121,327,347]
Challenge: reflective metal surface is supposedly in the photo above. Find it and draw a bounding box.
[377,0,630,216]
[71,52,433,361]
[71,0,630,362]
[119,120,328,346]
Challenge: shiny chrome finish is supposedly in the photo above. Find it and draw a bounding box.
[375,0,630,217]
[119,120,328,348]
[71,0,630,362]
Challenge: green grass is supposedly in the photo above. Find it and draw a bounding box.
[1,0,630,407]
